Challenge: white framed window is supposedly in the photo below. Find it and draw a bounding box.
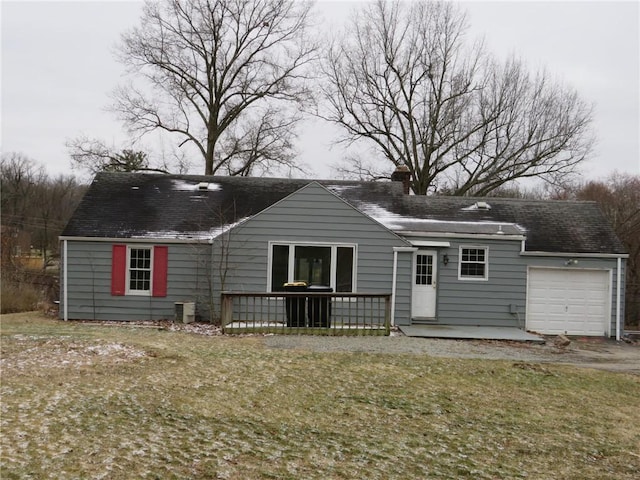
[127,246,153,295]
[268,242,357,292]
[458,246,488,281]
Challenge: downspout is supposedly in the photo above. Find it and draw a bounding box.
[391,249,398,326]
[63,239,68,321]
[210,237,215,323]
[616,257,622,341]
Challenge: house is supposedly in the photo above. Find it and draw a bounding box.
[59,170,627,338]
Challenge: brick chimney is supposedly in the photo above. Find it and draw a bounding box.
[391,165,411,195]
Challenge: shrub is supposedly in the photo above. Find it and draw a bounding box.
[1,278,41,314]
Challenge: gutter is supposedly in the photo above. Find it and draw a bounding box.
[402,231,525,241]
[63,239,68,321]
[391,250,398,326]
[59,236,210,244]
[520,251,629,259]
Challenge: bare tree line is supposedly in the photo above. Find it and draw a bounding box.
[1,153,86,269]
[66,0,594,197]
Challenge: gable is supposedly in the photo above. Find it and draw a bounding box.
[230,182,410,246]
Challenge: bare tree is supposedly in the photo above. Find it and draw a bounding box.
[1,152,85,268]
[66,137,170,175]
[320,0,593,195]
[112,0,317,176]
[574,174,640,328]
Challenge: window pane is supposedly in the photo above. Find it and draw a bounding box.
[129,248,152,292]
[460,248,486,278]
[336,247,354,292]
[415,254,433,285]
[271,245,289,291]
[295,246,331,286]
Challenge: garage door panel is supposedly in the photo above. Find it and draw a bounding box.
[527,268,609,336]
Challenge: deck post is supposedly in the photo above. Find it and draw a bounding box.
[384,295,391,336]
[220,293,233,329]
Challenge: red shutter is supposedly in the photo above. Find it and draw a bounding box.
[111,244,127,296]
[152,246,168,297]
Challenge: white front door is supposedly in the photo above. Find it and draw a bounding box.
[412,250,437,319]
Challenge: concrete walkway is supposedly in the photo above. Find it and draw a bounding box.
[399,325,545,343]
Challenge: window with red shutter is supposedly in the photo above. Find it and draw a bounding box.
[112,244,168,297]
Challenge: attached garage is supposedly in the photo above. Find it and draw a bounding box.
[527,268,611,336]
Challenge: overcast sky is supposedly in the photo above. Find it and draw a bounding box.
[2,0,639,182]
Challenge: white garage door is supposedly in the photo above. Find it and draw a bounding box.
[527,268,610,336]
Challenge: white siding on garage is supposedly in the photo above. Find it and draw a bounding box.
[527,268,610,336]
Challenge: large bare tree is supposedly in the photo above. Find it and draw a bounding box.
[320,0,594,195]
[112,0,317,176]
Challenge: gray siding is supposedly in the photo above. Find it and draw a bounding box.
[424,237,624,336]
[434,239,526,328]
[210,183,409,321]
[392,251,413,326]
[60,241,211,321]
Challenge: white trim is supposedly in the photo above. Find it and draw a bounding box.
[393,246,418,252]
[59,236,207,244]
[125,245,154,296]
[402,232,525,241]
[409,240,451,248]
[458,245,489,281]
[63,239,68,321]
[520,251,629,259]
[616,257,622,341]
[391,250,398,326]
[267,241,358,292]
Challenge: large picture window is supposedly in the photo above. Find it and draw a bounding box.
[458,246,488,280]
[270,243,356,292]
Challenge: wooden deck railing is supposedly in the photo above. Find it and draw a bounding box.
[220,292,391,335]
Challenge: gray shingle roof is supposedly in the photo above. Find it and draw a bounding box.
[62,172,626,254]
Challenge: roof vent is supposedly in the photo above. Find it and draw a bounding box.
[197,182,209,191]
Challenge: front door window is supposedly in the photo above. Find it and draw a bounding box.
[415,254,433,285]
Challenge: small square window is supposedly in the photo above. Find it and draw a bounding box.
[459,247,488,280]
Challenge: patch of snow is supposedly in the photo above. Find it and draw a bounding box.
[132,230,213,240]
[171,179,221,191]
[326,185,357,193]
[130,217,249,240]
[461,202,491,211]
[209,217,249,238]
[356,202,526,233]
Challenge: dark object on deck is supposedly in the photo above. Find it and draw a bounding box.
[284,282,307,327]
[307,285,333,328]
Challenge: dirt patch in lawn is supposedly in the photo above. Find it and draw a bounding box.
[0,335,149,372]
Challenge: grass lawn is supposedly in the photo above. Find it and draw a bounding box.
[2,313,639,479]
